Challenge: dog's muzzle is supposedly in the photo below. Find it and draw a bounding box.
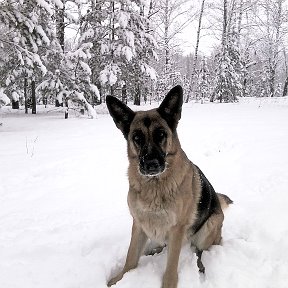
[139,150,166,176]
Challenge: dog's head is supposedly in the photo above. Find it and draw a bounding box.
[106,85,183,177]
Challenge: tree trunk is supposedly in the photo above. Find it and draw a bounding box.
[122,84,127,104]
[12,100,19,109]
[134,83,141,105]
[24,76,28,114]
[211,0,228,103]
[109,1,115,96]
[55,99,63,107]
[56,0,65,52]
[266,0,282,97]
[269,63,275,97]
[283,77,288,96]
[164,0,170,75]
[283,48,288,97]
[110,85,114,97]
[31,79,36,114]
[221,0,228,103]
[185,0,206,102]
[237,0,244,45]
[222,0,228,48]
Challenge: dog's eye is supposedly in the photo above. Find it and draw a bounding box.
[154,129,167,143]
[132,131,144,146]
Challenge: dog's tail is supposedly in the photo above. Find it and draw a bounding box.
[217,193,233,210]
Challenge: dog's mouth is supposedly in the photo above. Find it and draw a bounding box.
[139,158,166,177]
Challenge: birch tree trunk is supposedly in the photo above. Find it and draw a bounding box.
[110,1,115,96]
[283,48,288,96]
[164,0,170,75]
[266,0,283,97]
[185,0,205,103]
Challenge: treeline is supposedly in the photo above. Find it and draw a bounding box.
[163,0,288,103]
[0,0,157,116]
[0,0,287,115]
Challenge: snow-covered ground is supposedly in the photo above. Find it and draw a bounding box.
[1,98,288,288]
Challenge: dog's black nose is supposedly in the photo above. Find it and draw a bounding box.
[145,159,160,173]
[140,158,165,176]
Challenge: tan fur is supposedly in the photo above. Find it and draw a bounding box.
[217,193,233,210]
[106,90,232,288]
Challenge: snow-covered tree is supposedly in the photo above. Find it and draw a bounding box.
[195,58,210,102]
[35,0,99,117]
[0,0,63,112]
[211,0,243,103]
[258,0,286,97]
[79,0,157,105]
[151,0,195,97]
[0,88,10,107]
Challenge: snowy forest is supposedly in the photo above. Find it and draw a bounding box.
[1,1,288,288]
[0,0,288,116]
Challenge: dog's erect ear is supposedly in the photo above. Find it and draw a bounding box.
[106,96,135,139]
[157,85,183,130]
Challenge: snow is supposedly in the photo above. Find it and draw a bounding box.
[80,61,92,75]
[51,0,63,9]
[124,30,134,48]
[100,64,120,86]
[11,91,20,101]
[71,91,97,119]
[118,11,129,29]
[35,25,50,45]
[80,28,94,42]
[0,98,288,288]
[0,88,10,106]
[35,0,53,15]
[33,54,47,75]
[122,46,134,61]
[141,63,157,81]
[90,84,100,100]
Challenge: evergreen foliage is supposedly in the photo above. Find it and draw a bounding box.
[0,0,288,112]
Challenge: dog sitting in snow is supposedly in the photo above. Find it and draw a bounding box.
[106,85,232,288]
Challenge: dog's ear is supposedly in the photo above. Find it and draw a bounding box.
[106,96,135,139]
[157,85,183,130]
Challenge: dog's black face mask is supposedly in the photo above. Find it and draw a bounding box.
[106,85,183,177]
[132,127,167,176]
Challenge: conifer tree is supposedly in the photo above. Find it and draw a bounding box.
[211,0,243,103]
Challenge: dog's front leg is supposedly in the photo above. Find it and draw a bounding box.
[107,220,147,287]
[162,225,185,288]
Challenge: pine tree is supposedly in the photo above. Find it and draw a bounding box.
[36,0,99,118]
[0,0,62,112]
[80,0,157,104]
[196,58,210,103]
[211,0,243,103]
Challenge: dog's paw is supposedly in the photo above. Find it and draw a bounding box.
[107,273,124,287]
[144,242,166,256]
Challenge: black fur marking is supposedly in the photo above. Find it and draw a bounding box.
[132,129,145,146]
[106,96,135,139]
[153,128,167,144]
[196,248,205,273]
[143,117,151,128]
[139,144,166,176]
[157,85,183,131]
[190,165,221,234]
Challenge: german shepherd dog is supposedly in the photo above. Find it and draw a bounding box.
[106,85,232,288]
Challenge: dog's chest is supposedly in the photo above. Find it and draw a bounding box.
[128,184,178,243]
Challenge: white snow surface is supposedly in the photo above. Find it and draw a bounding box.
[1,98,288,288]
